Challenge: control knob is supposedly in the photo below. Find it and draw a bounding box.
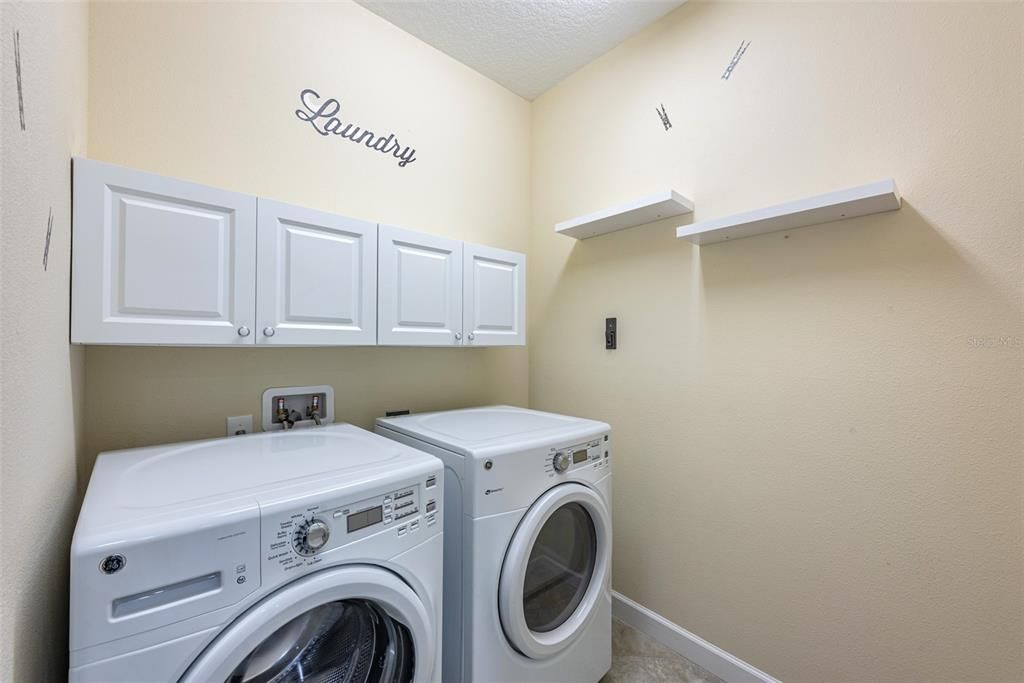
[294,518,330,556]
[552,451,571,473]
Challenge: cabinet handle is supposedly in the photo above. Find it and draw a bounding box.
[454,332,462,341]
[468,333,475,341]
[263,326,276,337]
[237,326,251,337]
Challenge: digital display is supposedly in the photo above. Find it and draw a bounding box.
[573,449,589,464]
[347,506,384,533]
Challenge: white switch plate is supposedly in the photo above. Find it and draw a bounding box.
[226,415,253,436]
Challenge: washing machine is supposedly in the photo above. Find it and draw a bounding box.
[376,406,612,683]
[69,424,444,682]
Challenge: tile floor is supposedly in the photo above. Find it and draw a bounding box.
[601,618,725,683]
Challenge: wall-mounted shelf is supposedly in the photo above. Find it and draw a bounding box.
[675,179,901,245]
[556,190,694,240]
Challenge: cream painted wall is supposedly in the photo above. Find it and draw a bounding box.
[0,1,88,680]
[84,2,530,467]
[13,2,1020,681]
[530,2,1023,681]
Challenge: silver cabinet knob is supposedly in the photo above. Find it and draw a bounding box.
[454,332,462,341]
[468,333,475,341]
[263,326,276,337]
[553,452,571,473]
[237,326,251,337]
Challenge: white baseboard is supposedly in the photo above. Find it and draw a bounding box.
[612,591,781,683]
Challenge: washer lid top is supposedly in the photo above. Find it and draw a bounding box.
[79,424,438,533]
[114,426,408,506]
[376,406,608,458]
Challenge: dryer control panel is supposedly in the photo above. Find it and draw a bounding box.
[547,436,610,476]
[469,430,610,517]
[261,471,441,581]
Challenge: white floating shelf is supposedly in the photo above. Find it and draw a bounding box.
[676,179,901,245]
[556,190,694,240]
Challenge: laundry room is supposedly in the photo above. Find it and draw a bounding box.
[1,1,1021,682]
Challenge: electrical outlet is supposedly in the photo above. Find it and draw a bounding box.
[226,415,253,436]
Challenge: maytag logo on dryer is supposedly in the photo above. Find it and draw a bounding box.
[484,488,504,496]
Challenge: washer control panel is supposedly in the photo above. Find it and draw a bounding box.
[547,435,610,476]
[264,473,440,575]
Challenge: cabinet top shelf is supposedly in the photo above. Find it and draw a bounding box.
[556,190,694,240]
[676,179,901,245]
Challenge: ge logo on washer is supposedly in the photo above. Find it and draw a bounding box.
[99,554,126,574]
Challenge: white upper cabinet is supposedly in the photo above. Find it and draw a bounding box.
[257,199,377,346]
[72,158,525,347]
[378,224,464,346]
[72,158,257,345]
[463,243,525,346]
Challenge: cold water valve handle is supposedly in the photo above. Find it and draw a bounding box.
[309,395,323,426]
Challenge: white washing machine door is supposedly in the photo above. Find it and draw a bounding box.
[498,482,612,660]
[180,565,434,683]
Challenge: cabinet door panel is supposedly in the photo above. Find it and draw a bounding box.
[378,225,463,346]
[463,244,525,346]
[257,199,376,345]
[71,158,257,345]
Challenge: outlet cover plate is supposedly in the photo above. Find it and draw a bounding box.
[226,415,254,436]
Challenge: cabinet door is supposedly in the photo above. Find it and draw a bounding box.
[71,158,257,345]
[378,225,463,346]
[257,199,377,345]
[463,243,525,346]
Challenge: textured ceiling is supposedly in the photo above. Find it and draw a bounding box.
[354,0,687,100]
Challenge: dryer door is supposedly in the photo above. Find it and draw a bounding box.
[498,482,612,660]
[180,565,434,683]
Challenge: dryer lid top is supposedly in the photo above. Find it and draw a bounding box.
[376,406,608,457]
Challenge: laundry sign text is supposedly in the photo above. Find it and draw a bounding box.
[294,88,418,168]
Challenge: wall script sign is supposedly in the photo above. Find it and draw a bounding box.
[294,89,418,168]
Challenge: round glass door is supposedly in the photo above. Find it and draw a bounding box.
[498,483,611,660]
[523,503,597,633]
[227,599,414,683]
[181,566,435,683]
